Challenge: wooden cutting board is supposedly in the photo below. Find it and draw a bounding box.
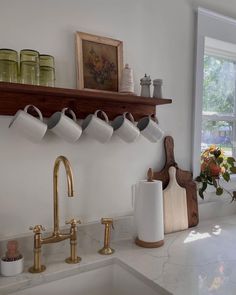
[163,166,188,233]
[153,136,199,228]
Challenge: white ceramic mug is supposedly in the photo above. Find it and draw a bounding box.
[112,112,140,142]
[82,110,113,143]
[137,115,164,142]
[9,105,47,142]
[47,108,82,143]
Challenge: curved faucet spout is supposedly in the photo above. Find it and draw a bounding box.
[53,155,74,235]
[28,156,80,273]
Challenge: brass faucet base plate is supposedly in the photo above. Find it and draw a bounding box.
[65,256,81,264]
[28,265,46,273]
[98,247,115,255]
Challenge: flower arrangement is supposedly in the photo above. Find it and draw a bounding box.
[86,49,116,85]
[196,145,236,201]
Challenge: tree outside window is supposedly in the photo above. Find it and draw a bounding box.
[201,54,236,157]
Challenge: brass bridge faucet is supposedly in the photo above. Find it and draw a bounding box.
[29,156,81,273]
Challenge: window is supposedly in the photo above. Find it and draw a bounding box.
[201,39,236,158]
[192,8,236,179]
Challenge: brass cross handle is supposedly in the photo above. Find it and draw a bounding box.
[64,218,81,265]
[29,225,46,234]
[65,219,81,227]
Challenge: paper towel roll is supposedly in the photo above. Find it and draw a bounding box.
[135,180,164,243]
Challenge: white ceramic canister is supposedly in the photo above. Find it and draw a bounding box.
[153,79,163,98]
[120,64,134,94]
[0,257,24,276]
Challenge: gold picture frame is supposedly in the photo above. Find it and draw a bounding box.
[75,31,123,92]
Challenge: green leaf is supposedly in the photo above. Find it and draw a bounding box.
[195,176,202,182]
[198,189,204,200]
[216,187,223,195]
[202,181,207,192]
[222,172,230,182]
[200,172,205,178]
[223,163,229,170]
[230,166,236,174]
[207,176,213,184]
[227,157,235,165]
[216,157,223,164]
[214,149,221,158]
[212,178,218,188]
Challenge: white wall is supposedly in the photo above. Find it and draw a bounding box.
[1,0,236,239]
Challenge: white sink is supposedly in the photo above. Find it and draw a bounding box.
[12,258,170,295]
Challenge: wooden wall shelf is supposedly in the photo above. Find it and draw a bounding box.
[0,82,172,120]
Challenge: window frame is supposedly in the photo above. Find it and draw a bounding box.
[193,8,236,184]
[202,51,236,160]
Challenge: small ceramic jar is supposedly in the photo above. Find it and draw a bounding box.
[120,64,134,94]
[0,257,24,276]
[0,240,24,276]
[140,74,151,97]
[153,79,163,98]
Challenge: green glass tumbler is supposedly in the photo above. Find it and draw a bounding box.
[0,49,18,83]
[20,49,39,62]
[20,61,39,85]
[39,66,55,87]
[0,48,18,62]
[20,49,39,85]
[39,54,55,68]
[0,60,18,82]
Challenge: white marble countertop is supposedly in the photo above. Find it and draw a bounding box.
[2,214,236,295]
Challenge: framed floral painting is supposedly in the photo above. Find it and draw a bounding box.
[75,32,123,92]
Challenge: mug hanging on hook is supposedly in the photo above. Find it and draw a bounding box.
[47,107,82,143]
[137,114,164,142]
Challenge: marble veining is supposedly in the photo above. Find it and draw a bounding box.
[2,215,236,294]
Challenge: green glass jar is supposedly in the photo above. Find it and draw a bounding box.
[20,49,39,62]
[20,49,39,85]
[39,66,55,87]
[0,60,18,83]
[0,48,18,62]
[39,54,54,68]
[0,49,18,83]
[20,61,39,85]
